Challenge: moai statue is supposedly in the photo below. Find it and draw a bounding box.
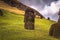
[0,9,3,16]
[49,8,60,38]
[47,17,50,20]
[24,8,35,30]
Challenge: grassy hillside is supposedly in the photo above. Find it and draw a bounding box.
[0,9,59,40]
[0,1,24,14]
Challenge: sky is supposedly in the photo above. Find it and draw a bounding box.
[18,0,60,21]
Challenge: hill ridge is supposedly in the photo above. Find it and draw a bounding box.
[1,0,45,18]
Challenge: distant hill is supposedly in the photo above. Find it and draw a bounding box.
[0,0,45,18]
[0,1,24,14]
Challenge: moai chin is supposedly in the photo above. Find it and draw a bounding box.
[24,8,35,30]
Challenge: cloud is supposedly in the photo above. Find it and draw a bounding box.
[18,0,60,21]
[18,0,58,10]
[40,0,60,21]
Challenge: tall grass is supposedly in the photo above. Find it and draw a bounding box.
[0,10,59,40]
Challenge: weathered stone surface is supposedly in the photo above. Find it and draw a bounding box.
[24,8,35,30]
[49,23,60,38]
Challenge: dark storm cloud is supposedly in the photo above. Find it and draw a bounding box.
[18,0,45,9]
[42,0,58,5]
[18,0,58,6]
[18,0,60,21]
[18,0,58,10]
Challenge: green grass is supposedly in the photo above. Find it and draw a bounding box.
[0,9,59,40]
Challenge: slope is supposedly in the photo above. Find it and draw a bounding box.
[0,1,24,14]
[0,9,59,40]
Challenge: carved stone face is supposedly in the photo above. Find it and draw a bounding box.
[25,8,35,18]
[28,11,34,16]
[24,9,35,30]
[26,9,35,22]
